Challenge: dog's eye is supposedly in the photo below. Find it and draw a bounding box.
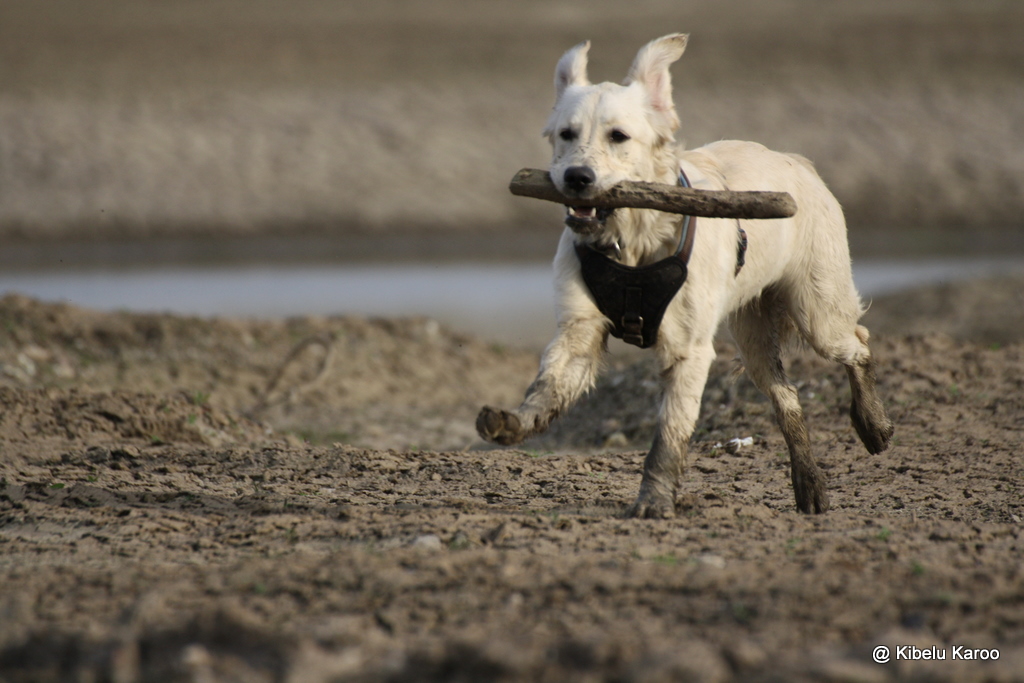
[559,128,577,142]
[609,129,630,143]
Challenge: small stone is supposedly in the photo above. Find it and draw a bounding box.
[632,545,659,560]
[181,644,214,682]
[15,353,37,378]
[603,431,629,449]
[697,553,726,569]
[22,345,53,363]
[112,445,140,459]
[506,592,524,610]
[52,357,76,379]
[664,640,731,683]
[411,534,443,551]
[723,638,767,671]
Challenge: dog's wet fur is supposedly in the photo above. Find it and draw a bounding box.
[477,34,893,518]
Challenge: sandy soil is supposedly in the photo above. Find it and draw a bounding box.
[1,277,1022,682]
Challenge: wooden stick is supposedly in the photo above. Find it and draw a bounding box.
[509,168,797,219]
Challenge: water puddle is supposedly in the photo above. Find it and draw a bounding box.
[1,256,1022,349]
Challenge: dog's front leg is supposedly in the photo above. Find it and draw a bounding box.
[477,318,607,446]
[629,343,716,519]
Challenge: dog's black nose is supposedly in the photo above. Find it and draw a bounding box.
[563,166,596,193]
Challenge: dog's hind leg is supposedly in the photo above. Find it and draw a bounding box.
[786,277,894,456]
[628,341,716,519]
[730,290,829,514]
[843,327,893,455]
[477,318,607,446]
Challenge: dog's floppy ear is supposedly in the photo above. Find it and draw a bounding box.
[553,40,591,102]
[624,33,688,135]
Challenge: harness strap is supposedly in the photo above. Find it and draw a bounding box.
[735,226,748,276]
[621,286,644,346]
[674,169,696,261]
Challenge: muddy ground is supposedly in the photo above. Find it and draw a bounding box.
[0,277,1022,682]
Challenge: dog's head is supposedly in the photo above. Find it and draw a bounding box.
[543,34,688,236]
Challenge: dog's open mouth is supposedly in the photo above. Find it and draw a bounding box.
[564,205,615,233]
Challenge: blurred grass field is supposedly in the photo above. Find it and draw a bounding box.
[1,0,1022,257]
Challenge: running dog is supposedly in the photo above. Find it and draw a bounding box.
[477,34,893,518]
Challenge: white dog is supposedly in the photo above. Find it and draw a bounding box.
[477,34,893,518]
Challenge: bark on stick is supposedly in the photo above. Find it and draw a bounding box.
[509,168,797,219]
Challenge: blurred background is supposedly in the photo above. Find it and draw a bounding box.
[1,0,1022,347]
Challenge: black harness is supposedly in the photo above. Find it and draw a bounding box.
[575,169,747,349]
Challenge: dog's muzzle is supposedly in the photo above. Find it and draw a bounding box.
[560,165,615,234]
[564,205,615,234]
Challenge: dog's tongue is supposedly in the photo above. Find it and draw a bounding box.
[568,206,596,218]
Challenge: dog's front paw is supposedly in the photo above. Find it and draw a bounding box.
[626,490,676,519]
[476,406,525,446]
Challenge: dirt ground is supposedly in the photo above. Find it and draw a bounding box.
[2,2,1023,680]
[1,276,1022,682]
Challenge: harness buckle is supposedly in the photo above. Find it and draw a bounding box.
[621,316,644,346]
[621,286,645,346]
